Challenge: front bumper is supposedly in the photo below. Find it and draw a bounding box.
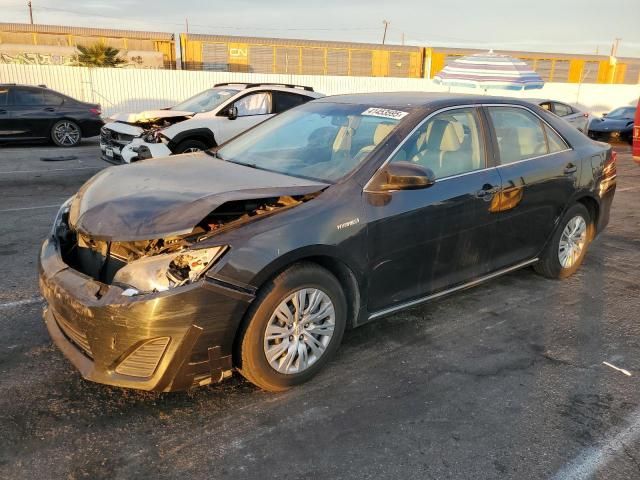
[100,139,172,164]
[39,238,253,391]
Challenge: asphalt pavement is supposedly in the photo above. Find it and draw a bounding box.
[0,140,639,479]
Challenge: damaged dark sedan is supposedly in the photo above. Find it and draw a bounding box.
[40,93,616,392]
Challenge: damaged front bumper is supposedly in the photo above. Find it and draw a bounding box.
[39,237,254,392]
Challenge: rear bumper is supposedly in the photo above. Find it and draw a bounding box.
[39,237,254,391]
[80,119,104,138]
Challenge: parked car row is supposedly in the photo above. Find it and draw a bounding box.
[1,83,635,152]
[40,91,617,392]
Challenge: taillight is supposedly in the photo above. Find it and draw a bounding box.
[90,107,101,115]
[603,150,617,179]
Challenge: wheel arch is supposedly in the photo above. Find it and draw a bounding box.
[168,128,216,152]
[231,247,365,368]
[575,194,600,232]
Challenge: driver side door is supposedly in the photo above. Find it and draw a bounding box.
[364,106,503,314]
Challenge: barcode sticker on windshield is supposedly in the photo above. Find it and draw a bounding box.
[362,108,408,120]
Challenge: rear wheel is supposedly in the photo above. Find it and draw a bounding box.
[534,203,594,279]
[51,120,81,147]
[173,139,208,154]
[237,263,347,392]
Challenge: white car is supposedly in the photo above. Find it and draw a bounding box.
[528,99,591,133]
[100,83,323,163]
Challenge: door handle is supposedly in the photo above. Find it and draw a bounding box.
[475,184,499,198]
[0,109,6,114]
[43,107,56,112]
[564,163,577,174]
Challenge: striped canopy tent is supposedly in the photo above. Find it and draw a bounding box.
[434,50,544,91]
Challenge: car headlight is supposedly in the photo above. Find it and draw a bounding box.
[113,246,227,295]
[51,195,74,236]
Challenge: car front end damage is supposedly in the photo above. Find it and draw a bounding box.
[100,110,193,164]
[39,157,327,391]
[39,205,255,392]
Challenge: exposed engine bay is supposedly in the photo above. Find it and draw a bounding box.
[57,194,315,287]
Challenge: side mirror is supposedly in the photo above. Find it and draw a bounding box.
[601,112,608,117]
[227,106,238,120]
[373,161,436,192]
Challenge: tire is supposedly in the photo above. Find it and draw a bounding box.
[534,203,594,279]
[237,263,347,392]
[173,139,209,154]
[51,120,81,147]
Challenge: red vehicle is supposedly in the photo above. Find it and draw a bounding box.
[634,97,640,163]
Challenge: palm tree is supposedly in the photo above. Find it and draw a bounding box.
[74,43,127,68]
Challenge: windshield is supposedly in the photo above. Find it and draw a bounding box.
[607,107,636,119]
[171,88,238,113]
[215,102,406,182]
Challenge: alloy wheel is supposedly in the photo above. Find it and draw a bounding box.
[54,121,80,146]
[558,215,587,268]
[263,288,336,374]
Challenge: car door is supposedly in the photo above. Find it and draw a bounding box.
[364,106,503,313]
[485,105,578,269]
[553,101,584,131]
[215,91,274,144]
[8,87,56,139]
[0,86,11,138]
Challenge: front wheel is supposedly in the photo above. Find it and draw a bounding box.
[534,203,594,279]
[51,120,81,147]
[237,263,347,392]
[173,139,208,154]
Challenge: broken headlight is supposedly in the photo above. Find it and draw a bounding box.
[113,246,226,295]
[51,195,74,236]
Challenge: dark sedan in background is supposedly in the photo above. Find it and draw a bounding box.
[0,84,103,147]
[40,93,616,393]
[588,105,636,144]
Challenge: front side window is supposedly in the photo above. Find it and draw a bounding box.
[0,88,8,106]
[488,107,548,164]
[389,107,485,179]
[233,92,272,116]
[12,88,43,106]
[216,102,404,182]
[171,88,238,113]
[607,107,635,119]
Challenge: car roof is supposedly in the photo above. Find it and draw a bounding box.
[0,83,49,89]
[213,83,323,98]
[313,92,544,109]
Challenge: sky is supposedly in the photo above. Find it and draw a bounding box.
[2,0,639,57]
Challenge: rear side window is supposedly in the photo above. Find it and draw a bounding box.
[390,107,485,179]
[544,124,568,152]
[12,88,44,106]
[272,92,309,113]
[488,107,548,164]
[0,88,8,106]
[43,91,64,106]
[553,102,573,117]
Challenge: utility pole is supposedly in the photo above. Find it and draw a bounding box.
[611,38,621,57]
[27,1,33,24]
[382,20,389,45]
[401,32,405,46]
[185,18,189,33]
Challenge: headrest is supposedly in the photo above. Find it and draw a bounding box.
[374,123,395,144]
[440,122,462,152]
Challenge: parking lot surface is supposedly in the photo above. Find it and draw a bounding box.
[1,141,639,479]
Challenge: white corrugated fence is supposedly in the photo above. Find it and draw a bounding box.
[1,64,638,117]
